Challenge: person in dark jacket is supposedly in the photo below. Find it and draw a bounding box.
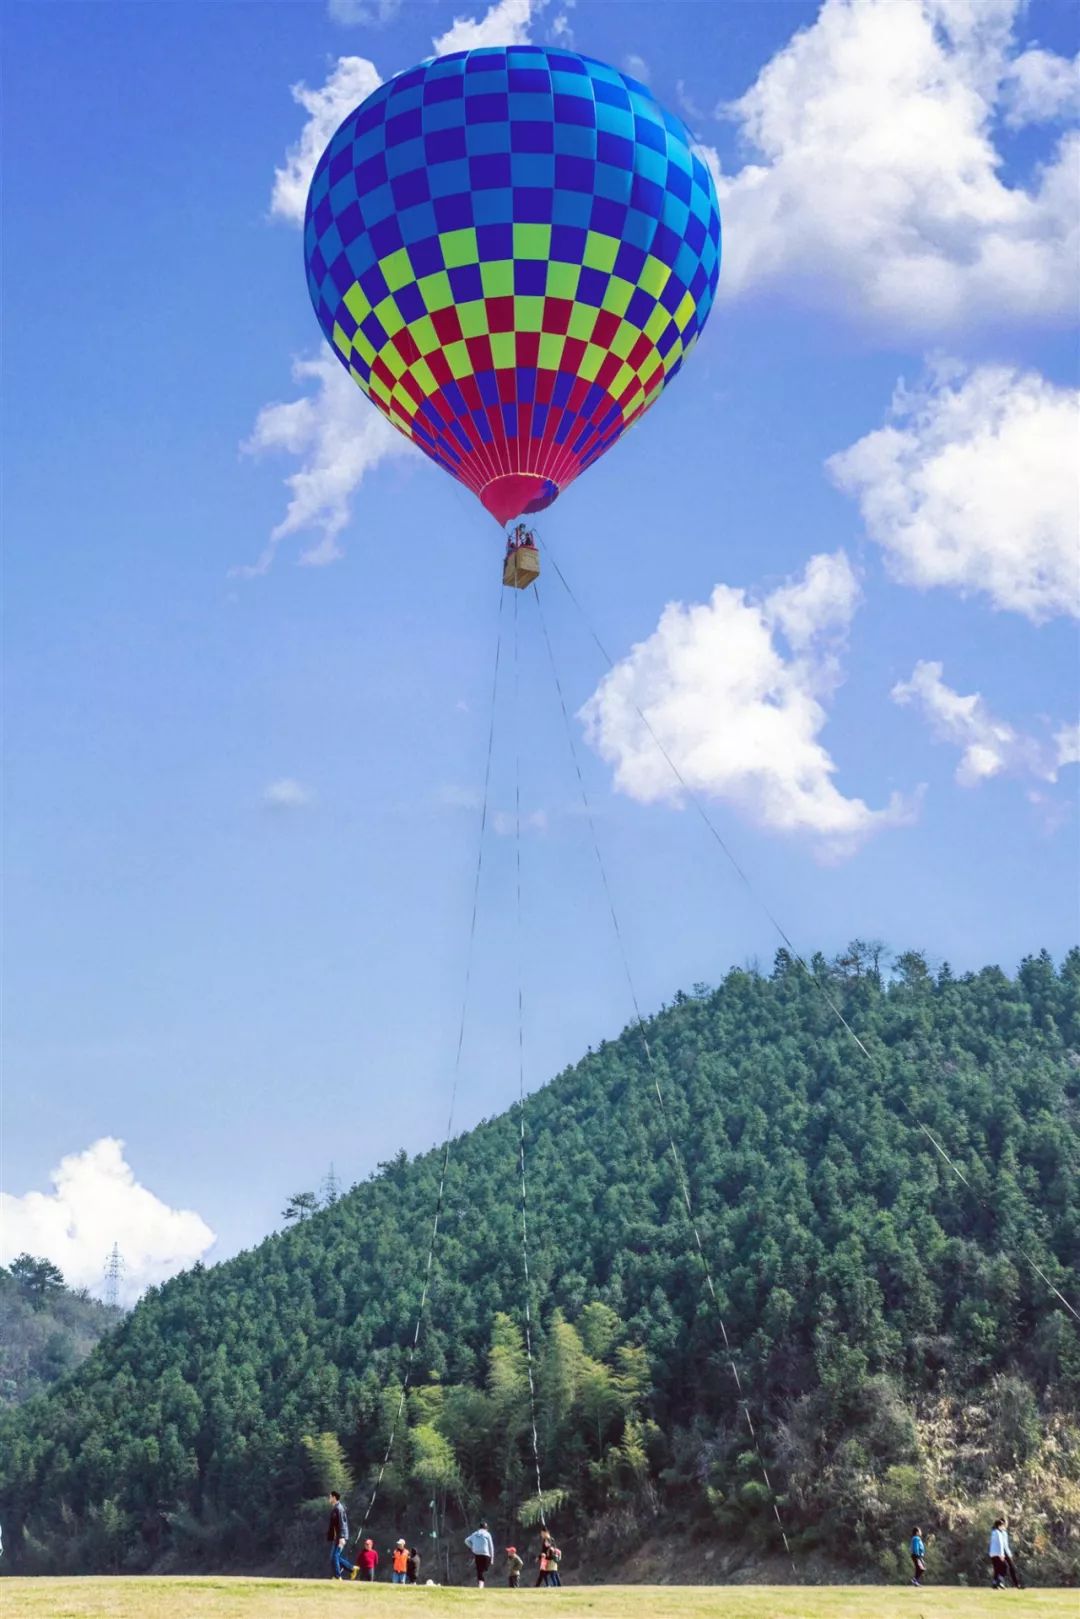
[326,1491,357,1580]
[406,1546,421,1584]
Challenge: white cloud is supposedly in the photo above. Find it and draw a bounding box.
[249,60,408,575]
[828,360,1080,622]
[271,56,382,227]
[892,660,1038,784]
[328,0,402,23]
[581,551,914,859]
[622,54,651,84]
[714,0,1079,328]
[433,0,540,55]
[1002,47,1080,128]
[676,80,709,125]
[1057,722,1080,770]
[892,659,1079,791]
[493,807,548,836]
[765,547,860,648]
[263,778,316,809]
[238,351,414,575]
[439,785,546,832]
[0,1139,215,1306]
[692,141,723,198]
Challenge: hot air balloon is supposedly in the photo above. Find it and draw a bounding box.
[303,46,721,530]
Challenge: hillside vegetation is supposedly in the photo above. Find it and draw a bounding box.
[0,1257,122,1407]
[1,947,1077,1586]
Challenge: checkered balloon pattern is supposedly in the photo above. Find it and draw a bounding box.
[304,46,721,526]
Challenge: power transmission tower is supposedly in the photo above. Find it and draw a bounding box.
[103,1242,125,1309]
[321,1163,341,1206]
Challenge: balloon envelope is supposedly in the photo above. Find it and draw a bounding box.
[304,47,721,526]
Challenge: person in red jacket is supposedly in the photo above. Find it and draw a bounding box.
[357,1538,379,1581]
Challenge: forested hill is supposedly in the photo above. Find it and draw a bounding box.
[2,948,1078,1584]
[0,1258,122,1407]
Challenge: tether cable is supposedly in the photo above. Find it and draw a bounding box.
[512,589,548,1531]
[356,582,507,1539]
[532,581,797,1574]
[536,538,1079,1327]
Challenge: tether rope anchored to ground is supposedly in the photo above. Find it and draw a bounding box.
[531,579,797,1575]
[355,583,507,1543]
[512,589,549,1532]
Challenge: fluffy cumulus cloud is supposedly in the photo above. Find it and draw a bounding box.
[581,552,914,859]
[891,659,1064,786]
[828,361,1080,622]
[238,351,413,574]
[0,1139,215,1306]
[263,778,316,809]
[251,58,411,572]
[433,0,540,55]
[1002,46,1080,128]
[891,660,1080,806]
[271,56,382,227]
[710,0,1079,328]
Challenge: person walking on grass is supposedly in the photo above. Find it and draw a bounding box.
[545,1536,563,1587]
[505,1545,524,1588]
[535,1530,552,1586]
[465,1519,495,1587]
[909,1525,926,1587]
[326,1491,358,1581]
[989,1518,1007,1588]
[989,1518,1022,1589]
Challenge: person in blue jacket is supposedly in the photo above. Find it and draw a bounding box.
[909,1526,926,1586]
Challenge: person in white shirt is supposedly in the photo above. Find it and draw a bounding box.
[988,1518,1021,1588]
[465,1520,495,1587]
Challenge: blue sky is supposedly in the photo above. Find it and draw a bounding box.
[3,0,1077,1298]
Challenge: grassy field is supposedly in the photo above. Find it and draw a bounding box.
[2,1579,1073,1619]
